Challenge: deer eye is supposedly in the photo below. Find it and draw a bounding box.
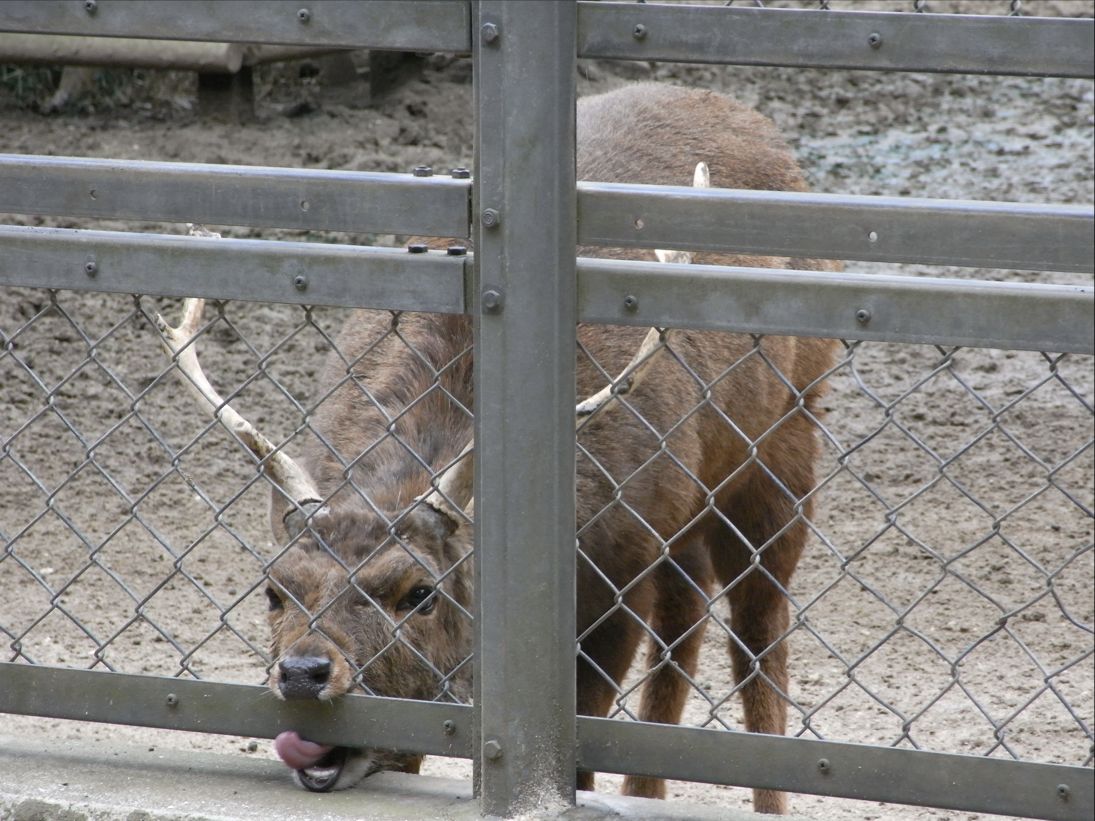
[265,587,284,612]
[398,585,436,614]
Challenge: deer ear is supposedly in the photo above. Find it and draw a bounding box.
[407,502,466,543]
[283,500,331,540]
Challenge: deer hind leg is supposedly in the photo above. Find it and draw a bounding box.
[711,470,813,815]
[623,542,713,799]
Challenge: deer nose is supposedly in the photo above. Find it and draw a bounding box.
[278,656,332,700]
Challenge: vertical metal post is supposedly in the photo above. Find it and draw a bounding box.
[473,0,578,815]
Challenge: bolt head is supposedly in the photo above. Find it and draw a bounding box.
[166,693,179,707]
[443,720,456,736]
[297,8,311,23]
[483,739,503,761]
[633,24,647,40]
[817,758,831,772]
[868,32,882,49]
[293,275,308,290]
[446,245,467,256]
[84,260,98,276]
[450,167,471,179]
[407,243,429,254]
[84,0,97,13]
[412,165,433,177]
[855,308,872,324]
[481,208,500,229]
[482,288,504,314]
[481,22,500,43]
[623,295,639,312]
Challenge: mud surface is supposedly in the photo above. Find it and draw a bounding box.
[1,2,1092,819]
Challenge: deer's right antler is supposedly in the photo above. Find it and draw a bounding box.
[426,163,711,520]
[576,162,710,426]
[156,228,326,533]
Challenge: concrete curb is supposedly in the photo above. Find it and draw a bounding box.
[0,734,811,821]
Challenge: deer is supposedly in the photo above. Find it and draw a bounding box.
[157,83,839,815]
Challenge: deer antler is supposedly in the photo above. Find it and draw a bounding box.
[422,163,711,522]
[653,161,709,266]
[577,162,709,425]
[156,227,326,532]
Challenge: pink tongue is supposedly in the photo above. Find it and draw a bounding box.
[275,730,334,770]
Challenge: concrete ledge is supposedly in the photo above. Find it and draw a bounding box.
[0,734,808,820]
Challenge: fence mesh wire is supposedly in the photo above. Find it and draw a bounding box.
[1,288,1091,769]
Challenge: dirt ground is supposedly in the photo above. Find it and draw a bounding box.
[1,2,1092,819]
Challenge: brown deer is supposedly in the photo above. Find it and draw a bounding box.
[158,83,839,815]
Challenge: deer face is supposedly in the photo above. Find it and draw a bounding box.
[265,507,473,791]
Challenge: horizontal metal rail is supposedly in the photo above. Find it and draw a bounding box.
[579,182,1095,275]
[0,1,471,52]
[5,157,1089,273]
[3,3,1090,77]
[577,717,1093,821]
[577,2,1095,78]
[0,662,472,759]
[0,155,471,238]
[577,258,1095,354]
[3,225,1090,353]
[1,662,1088,820]
[0,225,468,313]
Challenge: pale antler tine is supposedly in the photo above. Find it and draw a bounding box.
[155,228,325,531]
[575,327,665,427]
[654,162,710,265]
[693,160,711,188]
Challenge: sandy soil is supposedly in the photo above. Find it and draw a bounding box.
[1,2,1092,818]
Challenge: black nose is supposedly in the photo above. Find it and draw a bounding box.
[278,656,332,700]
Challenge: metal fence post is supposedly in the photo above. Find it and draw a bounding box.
[473,0,578,814]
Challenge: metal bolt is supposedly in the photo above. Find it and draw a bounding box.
[483,739,503,761]
[855,308,872,324]
[482,288,504,314]
[481,208,501,229]
[293,275,308,291]
[412,165,433,177]
[84,0,97,14]
[623,295,639,312]
[1056,784,1070,800]
[868,32,882,49]
[84,259,98,277]
[442,720,456,736]
[481,22,499,43]
[407,243,429,254]
[166,693,179,708]
[817,758,831,773]
[297,8,311,23]
[450,167,471,179]
[446,245,467,256]
[633,24,647,40]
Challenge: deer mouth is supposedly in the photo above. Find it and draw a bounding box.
[275,731,383,792]
[296,746,350,792]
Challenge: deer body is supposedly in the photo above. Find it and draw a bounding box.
[163,84,838,814]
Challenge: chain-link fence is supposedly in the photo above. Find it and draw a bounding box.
[3,285,1091,788]
[1,2,1092,819]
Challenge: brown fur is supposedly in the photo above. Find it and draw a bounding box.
[264,84,839,814]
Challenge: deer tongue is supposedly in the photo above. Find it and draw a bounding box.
[275,730,332,769]
[275,731,347,793]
